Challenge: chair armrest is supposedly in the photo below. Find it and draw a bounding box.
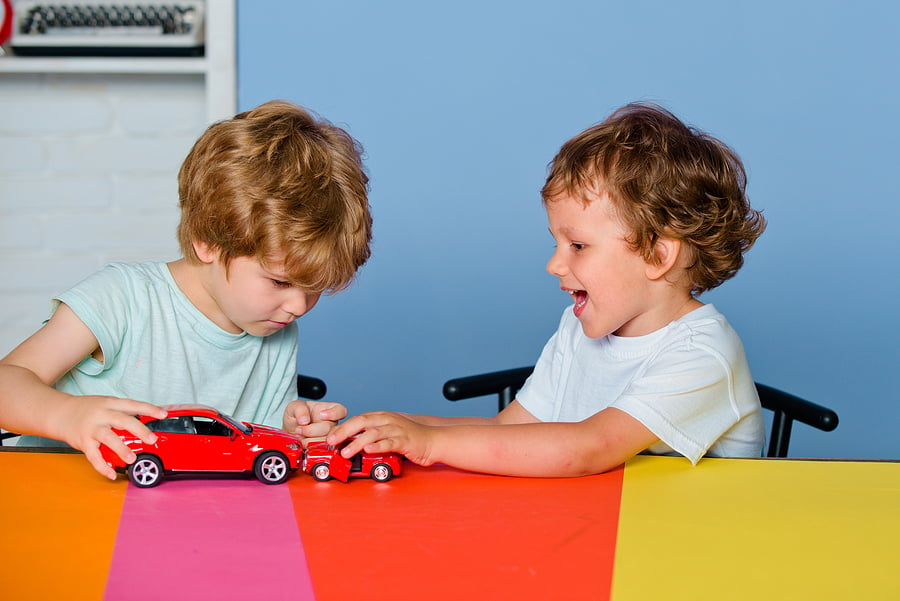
[443,366,534,401]
[297,374,327,400]
[756,383,839,432]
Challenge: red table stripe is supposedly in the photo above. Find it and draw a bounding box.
[291,463,625,601]
[104,478,315,601]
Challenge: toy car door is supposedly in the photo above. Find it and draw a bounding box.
[189,415,246,470]
[327,449,352,482]
[145,415,203,470]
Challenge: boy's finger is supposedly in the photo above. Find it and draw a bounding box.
[110,415,158,446]
[87,423,140,465]
[112,397,167,419]
[339,436,368,458]
[326,418,361,445]
[291,401,313,426]
[83,446,118,480]
[141,403,168,419]
[314,402,347,422]
[297,421,336,439]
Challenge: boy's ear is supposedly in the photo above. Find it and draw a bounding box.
[193,241,219,264]
[645,236,681,281]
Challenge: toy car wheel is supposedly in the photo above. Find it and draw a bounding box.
[254,451,289,485]
[311,462,331,481]
[371,463,394,482]
[128,454,163,488]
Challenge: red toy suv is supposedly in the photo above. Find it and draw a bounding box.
[302,440,402,482]
[101,405,303,488]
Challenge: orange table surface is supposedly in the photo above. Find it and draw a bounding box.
[1,450,897,600]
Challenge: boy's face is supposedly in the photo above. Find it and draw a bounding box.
[545,190,660,338]
[198,248,321,336]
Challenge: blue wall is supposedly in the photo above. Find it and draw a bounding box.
[237,0,899,459]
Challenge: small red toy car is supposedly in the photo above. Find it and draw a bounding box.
[101,405,303,488]
[302,440,402,482]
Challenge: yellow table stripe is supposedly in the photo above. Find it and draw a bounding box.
[612,455,900,600]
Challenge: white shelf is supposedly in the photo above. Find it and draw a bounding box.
[0,54,209,74]
[0,1,235,121]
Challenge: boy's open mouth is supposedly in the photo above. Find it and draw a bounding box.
[568,289,588,317]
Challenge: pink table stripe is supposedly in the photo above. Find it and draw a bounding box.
[104,479,315,601]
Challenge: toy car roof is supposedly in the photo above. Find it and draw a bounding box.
[142,405,222,420]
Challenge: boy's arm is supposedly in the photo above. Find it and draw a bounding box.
[328,404,658,477]
[398,398,539,426]
[0,303,166,478]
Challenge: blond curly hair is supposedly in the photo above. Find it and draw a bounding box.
[177,100,372,293]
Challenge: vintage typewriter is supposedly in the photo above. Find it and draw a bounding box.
[9,1,204,56]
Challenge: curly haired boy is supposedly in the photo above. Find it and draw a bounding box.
[328,102,766,476]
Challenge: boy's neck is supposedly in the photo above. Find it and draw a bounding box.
[167,258,200,307]
[669,296,704,324]
[615,295,703,337]
[166,259,236,333]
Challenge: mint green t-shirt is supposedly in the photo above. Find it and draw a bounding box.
[18,262,298,446]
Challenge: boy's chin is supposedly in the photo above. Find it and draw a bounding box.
[575,313,621,339]
[242,323,281,337]
[576,319,607,339]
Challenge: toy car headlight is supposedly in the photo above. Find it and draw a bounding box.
[287,442,300,451]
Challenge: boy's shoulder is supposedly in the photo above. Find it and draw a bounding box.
[60,261,174,311]
[103,260,167,276]
[78,261,170,288]
[675,303,727,328]
[674,304,735,337]
[659,304,747,366]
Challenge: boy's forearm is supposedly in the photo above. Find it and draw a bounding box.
[0,364,69,439]
[402,398,535,428]
[426,421,623,478]
[403,413,497,427]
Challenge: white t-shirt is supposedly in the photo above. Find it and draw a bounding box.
[517,304,765,463]
[18,262,298,447]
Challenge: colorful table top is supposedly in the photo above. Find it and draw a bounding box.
[1,450,897,600]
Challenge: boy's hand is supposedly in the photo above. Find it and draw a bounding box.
[283,400,348,440]
[327,411,436,466]
[50,396,167,480]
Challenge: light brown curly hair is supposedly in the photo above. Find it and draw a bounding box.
[177,100,372,293]
[542,102,765,295]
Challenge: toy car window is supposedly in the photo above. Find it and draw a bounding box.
[192,416,232,437]
[147,416,196,434]
[218,412,252,435]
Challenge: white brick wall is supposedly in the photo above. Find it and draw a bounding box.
[0,73,210,356]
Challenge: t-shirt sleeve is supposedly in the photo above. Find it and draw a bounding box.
[54,264,134,377]
[610,342,745,464]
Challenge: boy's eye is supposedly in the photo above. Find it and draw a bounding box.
[271,279,292,288]
[571,243,586,251]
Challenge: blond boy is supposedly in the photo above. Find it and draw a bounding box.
[0,100,372,478]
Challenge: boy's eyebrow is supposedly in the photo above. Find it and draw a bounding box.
[549,225,582,239]
[260,263,291,281]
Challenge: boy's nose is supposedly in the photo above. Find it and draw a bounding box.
[285,290,321,318]
[546,249,567,277]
